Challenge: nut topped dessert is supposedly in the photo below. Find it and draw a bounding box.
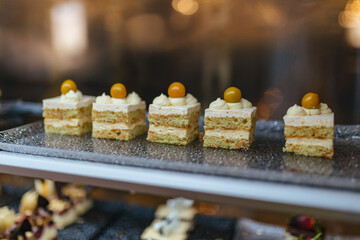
[147,82,200,145]
[92,83,147,140]
[42,79,95,135]
[203,87,257,149]
[283,92,334,158]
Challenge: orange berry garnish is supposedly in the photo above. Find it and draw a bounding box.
[301,92,320,109]
[224,87,242,103]
[110,83,127,99]
[168,82,186,98]
[60,79,77,95]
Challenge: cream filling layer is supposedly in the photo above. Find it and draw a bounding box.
[286,137,333,149]
[283,113,334,127]
[92,120,146,131]
[44,117,92,127]
[43,96,95,110]
[149,103,200,116]
[92,101,146,112]
[204,129,251,140]
[205,107,257,119]
[149,125,197,138]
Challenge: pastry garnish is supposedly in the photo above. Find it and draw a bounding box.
[301,93,320,109]
[61,79,77,95]
[224,87,242,103]
[110,83,127,99]
[168,82,185,98]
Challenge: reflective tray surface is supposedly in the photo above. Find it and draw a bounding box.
[0,121,359,191]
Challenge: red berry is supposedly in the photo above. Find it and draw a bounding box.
[297,215,311,230]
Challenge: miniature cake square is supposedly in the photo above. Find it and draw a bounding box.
[283,93,334,158]
[42,80,95,135]
[92,84,147,140]
[147,82,200,145]
[203,87,257,149]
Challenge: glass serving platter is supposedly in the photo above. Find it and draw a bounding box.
[0,120,359,191]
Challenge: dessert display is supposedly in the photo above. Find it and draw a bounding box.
[155,198,197,221]
[285,215,325,240]
[141,197,196,240]
[147,82,200,145]
[42,79,95,135]
[92,83,147,140]
[203,87,257,149]
[283,93,334,158]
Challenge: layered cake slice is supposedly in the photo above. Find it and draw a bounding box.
[42,79,95,135]
[147,82,200,145]
[283,93,334,158]
[203,87,257,149]
[92,83,147,140]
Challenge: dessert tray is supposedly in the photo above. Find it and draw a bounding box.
[0,120,359,191]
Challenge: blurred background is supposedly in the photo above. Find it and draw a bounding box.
[0,0,359,126]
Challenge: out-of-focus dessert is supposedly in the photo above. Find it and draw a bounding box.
[42,79,95,135]
[141,197,196,240]
[147,82,200,145]
[92,83,147,140]
[283,93,334,158]
[19,190,58,240]
[141,212,192,240]
[285,215,325,240]
[203,87,257,149]
[34,179,92,230]
[155,198,197,221]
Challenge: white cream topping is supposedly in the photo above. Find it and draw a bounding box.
[96,93,112,104]
[111,98,127,104]
[169,97,186,106]
[205,106,257,119]
[210,98,253,110]
[320,103,332,114]
[153,93,171,106]
[43,96,95,110]
[185,93,198,105]
[241,98,253,108]
[287,104,306,116]
[153,93,198,107]
[303,108,321,115]
[227,102,243,109]
[286,137,333,149]
[286,102,332,116]
[209,98,229,110]
[126,92,142,104]
[283,113,334,127]
[60,90,83,103]
[93,101,146,112]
